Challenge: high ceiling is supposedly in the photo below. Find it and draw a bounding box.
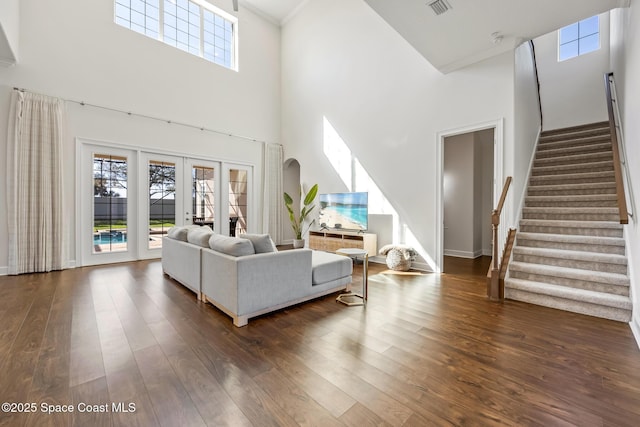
[241,0,306,24]
[242,0,628,73]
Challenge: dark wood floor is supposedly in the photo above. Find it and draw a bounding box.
[0,256,639,426]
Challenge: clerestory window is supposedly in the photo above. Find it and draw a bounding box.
[558,15,599,61]
[114,0,237,70]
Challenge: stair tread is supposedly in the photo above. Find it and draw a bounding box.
[530,171,614,180]
[540,122,610,137]
[522,207,619,213]
[516,232,625,246]
[534,151,613,164]
[513,246,627,264]
[536,143,612,157]
[508,261,630,285]
[526,194,617,200]
[528,182,616,190]
[538,136,612,148]
[519,219,623,228]
[505,278,632,309]
[532,160,613,172]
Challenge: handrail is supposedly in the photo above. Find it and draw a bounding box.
[604,73,629,225]
[529,40,543,129]
[494,176,512,218]
[487,176,512,301]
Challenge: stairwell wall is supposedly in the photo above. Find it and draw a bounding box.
[610,3,640,343]
[534,12,611,131]
[514,42,543,226]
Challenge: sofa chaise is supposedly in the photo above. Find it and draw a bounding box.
[162,226,353,326]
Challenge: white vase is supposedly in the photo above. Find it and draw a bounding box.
[292,239,305,249]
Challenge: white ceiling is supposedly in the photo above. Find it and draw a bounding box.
[241,0,306,24]
[364,0,627,73]
[241,0,628,73]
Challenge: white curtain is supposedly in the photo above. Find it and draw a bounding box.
[7,90,66,274]
[262,143,284,244]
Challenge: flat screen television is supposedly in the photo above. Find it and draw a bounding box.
[318,192,368,232]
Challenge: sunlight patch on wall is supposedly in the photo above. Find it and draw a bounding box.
[323,116,434,270]
[323,117,352,190]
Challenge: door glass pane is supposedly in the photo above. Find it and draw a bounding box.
[149,160,176,249]
[93,154,128,253]
[192,166,215,230]
[229,168,247,236]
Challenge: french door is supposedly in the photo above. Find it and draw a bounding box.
[225,164,251,237]
[78,141,253,266]
[186,158,220,232]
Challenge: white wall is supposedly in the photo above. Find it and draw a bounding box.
[0,0,19,63]
[610,3,640,342]
[0,0,281,271]
[513,41,543,224]
[281,0,515,269]
[534,12,611,130]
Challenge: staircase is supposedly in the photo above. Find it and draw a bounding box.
[505,121,632,322]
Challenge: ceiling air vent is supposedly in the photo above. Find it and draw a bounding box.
[428,0,451,15]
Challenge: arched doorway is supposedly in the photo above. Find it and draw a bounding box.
[282,158,300,243]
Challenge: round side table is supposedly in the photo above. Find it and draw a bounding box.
[335,248,368,306]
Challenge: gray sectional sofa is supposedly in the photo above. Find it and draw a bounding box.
[162,226,353,326]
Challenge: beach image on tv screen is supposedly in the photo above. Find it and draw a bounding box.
[318,192,368,231]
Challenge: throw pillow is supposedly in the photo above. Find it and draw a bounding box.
[208,234,256,257]
[167,225,210,242]
[167,225,192,241]
[187,227,214,247]
[242,234,277,253]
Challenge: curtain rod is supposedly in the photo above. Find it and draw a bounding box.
[12,87,275,145]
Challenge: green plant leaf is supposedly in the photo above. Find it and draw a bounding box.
[303,184,318,206]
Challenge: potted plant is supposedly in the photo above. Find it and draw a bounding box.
[284,183,318,248]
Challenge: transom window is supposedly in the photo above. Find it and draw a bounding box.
[114,0,237,70]
[558,15,599,61]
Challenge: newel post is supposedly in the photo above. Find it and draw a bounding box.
[488,209,501,301]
